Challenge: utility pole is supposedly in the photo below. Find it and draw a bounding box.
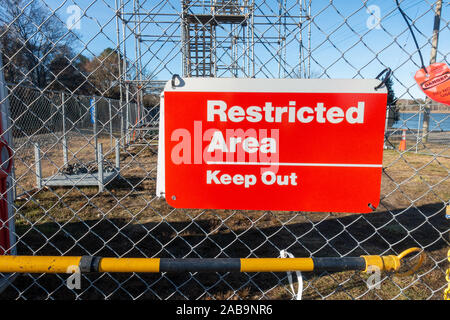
[422,0,442,142]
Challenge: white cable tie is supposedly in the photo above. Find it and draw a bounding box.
[280,249,303,300]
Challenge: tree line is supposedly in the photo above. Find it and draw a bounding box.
[0,0,139,102]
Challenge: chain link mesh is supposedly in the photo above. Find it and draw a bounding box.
[0,0,449,300]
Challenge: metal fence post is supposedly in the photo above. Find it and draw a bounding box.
[34,143,42,189]
[92,97,98,162]
[109,98,113,147]
[98,143,103,192]
[120,99,124,148]
[61,92,68,167]
[125,100,130,145]
[115,138,120,171]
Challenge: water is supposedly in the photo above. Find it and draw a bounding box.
[392,113,450,131]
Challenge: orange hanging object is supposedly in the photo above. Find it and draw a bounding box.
[399,129,407,152]
[414,63,450,106]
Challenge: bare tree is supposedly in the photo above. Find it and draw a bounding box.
[82,48,123,99]
[0,0,78,88]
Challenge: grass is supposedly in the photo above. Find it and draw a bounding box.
[1,132,449,300]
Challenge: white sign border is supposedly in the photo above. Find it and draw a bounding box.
[156,77,387,198]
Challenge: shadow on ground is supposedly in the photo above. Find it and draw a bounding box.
[1,202,448,300]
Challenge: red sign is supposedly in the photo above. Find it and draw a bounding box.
[157,78,387,213]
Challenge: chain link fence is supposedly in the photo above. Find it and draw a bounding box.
[0,0,449,300]
[8,83,138,140]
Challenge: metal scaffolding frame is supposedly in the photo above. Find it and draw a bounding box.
[115,0,312,99]
[181,0,253,77]
[112,0,312,146]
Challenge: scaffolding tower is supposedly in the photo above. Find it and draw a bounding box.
[115,0,312,132]
[181,0,254,77]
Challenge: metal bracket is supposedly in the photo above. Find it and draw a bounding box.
[171,74,184,89]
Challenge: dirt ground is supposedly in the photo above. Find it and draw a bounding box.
[0,131,449,300]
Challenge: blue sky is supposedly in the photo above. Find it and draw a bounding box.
[43,0,449,100]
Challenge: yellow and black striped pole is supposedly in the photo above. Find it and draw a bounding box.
[0,248,423,275]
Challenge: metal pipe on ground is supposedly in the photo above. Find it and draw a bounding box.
[0,248,424,275]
